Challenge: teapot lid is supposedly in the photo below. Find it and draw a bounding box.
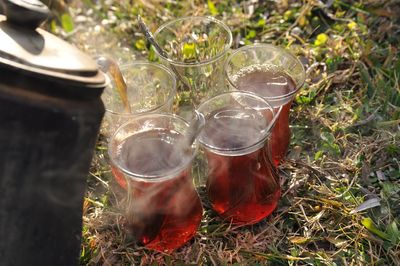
[0,0,105,88]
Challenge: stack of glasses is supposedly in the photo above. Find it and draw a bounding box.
[101,16,305,253]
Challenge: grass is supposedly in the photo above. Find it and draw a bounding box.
[50,0,400,264]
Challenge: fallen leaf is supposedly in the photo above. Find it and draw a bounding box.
[288,236,310,244]
[361,217,390,240]
[325,237,347,248]
[350,198,380,214]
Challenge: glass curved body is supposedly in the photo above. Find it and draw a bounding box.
[101,62,176,137]
[198,92,280,225]
[154,16,232,116]
[108,114,202,252]
[225,44,305,165]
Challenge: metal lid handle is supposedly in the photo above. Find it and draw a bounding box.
[1,0,50,29]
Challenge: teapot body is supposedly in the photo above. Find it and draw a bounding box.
[0,65,105,266]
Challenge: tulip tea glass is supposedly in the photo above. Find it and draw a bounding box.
[108,114,203,252]
[225,44,306,165]
[101,61,176,137]
[154,16,232,115]
[198,91,280,225]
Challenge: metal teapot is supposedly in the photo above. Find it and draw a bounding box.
[0,0,106,265]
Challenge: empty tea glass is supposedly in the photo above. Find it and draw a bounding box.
[197,91,280,225]
[154,16,232,116]
[225,44,305,165]
[108,113,203,252]
[101,61,176,137]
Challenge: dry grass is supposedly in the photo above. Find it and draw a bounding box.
[50,0,400,264]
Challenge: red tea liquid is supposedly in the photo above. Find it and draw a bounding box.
[200,108,280,225]
[111,130,202,252]
[234,68,296,165]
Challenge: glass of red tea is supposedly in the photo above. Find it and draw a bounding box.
[197,91,280,225]
[101,61,176,137]
[225,44,305,165]
[108,114,203,252]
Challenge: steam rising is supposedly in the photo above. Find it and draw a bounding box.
[199,108,267,152]
[116,129,189,178]
[230,64,296,107]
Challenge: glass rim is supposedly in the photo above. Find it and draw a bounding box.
[153,16,233,67]
[225,43,306,101]
[104,61,176,115]
[108,113,197,182]
[197,91,276,154]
